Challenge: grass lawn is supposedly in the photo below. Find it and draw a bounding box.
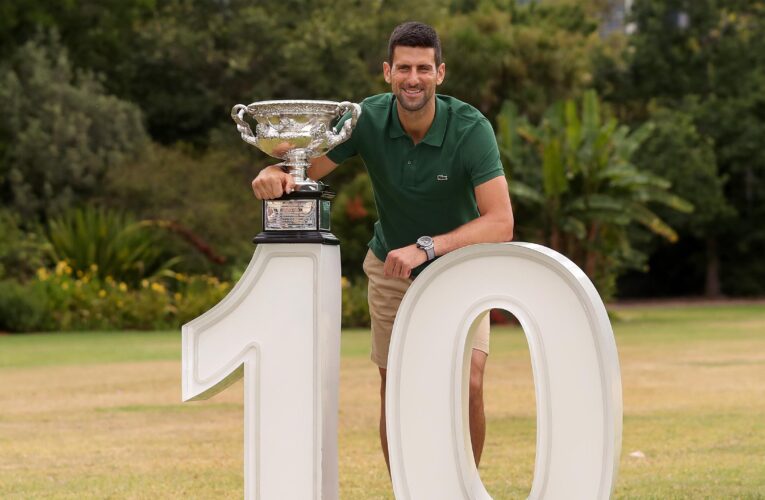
[0,303,763,499]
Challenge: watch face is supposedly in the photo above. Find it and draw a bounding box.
[417,236,433,247]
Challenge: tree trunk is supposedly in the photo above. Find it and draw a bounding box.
[149,219,227,265]
[549,226,561,252]
[584,223,600,278]
[704,236,722,298]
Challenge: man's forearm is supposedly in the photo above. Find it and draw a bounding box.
[308,155,339,180]
[433,212,514,257]
[381,175,514,278]
[382,210,513,279]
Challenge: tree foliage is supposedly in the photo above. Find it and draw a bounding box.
[100,138,261,271]
[597,0,765,295]
[1,0,762,299]
[440,0,600,123]
[633,105,732,237]
[0,209,47,281]
[498,90,692,298]
[0,33,147,219]
[331,172,378,279]
[0,0,438,145]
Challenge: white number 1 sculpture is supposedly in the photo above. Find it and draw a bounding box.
[182,243,341,499]
[182,242,622,499]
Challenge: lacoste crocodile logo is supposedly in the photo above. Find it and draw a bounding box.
[437,175,448,181]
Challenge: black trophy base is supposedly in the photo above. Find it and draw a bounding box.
[253,188,340,246]
[253,230,339,245]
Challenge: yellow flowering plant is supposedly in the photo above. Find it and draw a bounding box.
[23,261,232,331]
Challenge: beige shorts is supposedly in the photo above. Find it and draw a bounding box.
[363,249,490,368]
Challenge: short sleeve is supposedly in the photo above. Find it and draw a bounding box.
[464,118,505,187]
[326,110,359,165]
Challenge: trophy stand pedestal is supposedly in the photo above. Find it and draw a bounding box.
[254,189,339,245]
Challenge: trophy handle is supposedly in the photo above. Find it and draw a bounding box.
[328,101,362,148]
[231,104,260,147]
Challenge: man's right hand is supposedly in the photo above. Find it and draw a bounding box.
[251,164,296,200]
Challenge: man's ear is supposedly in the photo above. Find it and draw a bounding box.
[383,61,391,84]
[437,63,446,85]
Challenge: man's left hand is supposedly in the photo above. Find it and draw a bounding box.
[384,244,428,279]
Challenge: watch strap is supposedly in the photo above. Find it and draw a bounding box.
[417,237,436,261]
[424,245,435,261]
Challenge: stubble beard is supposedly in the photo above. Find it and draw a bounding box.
[396,86,431,113]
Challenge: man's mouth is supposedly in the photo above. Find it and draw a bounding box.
[402,88,423,97]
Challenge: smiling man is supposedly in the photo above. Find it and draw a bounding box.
[251,21,514,472]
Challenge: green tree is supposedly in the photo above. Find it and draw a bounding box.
[631,105,733,296]
[597,0,765,295]
[439,0,601,123]
[1,0,604,147]
[100,136,262,273]
[497,90,692,298]
[0,0,156,65]
[0,33,147,219]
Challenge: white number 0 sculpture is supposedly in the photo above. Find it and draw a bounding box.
[386,243,622,500]
[182,242,622,500]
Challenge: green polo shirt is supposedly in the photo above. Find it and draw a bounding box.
[327,93,504,274]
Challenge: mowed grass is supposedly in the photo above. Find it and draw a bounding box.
[0,304,764,499]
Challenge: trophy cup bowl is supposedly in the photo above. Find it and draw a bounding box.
[231,99,362,244]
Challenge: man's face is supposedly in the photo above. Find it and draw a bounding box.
[383,46,445,113]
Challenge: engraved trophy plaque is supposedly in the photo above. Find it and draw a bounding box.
[232,100,361,244]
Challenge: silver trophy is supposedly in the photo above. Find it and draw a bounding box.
[232,100,361,244]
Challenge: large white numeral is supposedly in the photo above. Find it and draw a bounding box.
[183,242,621,499]
[386,243,622,500]
[182,244,341,500]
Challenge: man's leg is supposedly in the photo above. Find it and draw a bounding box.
[363,249,408,473]
[379,349,487,472]
[379,367,391,473]
[365,250,491,470]
[469,348,488,466]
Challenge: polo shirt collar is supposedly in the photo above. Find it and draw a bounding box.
[388,97,406,139]
[388,95,448,147]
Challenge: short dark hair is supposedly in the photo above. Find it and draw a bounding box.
[387,22,442,67]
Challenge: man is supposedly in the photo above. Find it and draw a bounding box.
[252,21,514,471]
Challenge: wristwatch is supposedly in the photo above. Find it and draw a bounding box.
[416,236,436,261]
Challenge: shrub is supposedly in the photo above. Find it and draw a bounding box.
[0,209,48,281]
[331,173,377,281]
[9,263,233,332]
[5,258,366,332]
[497,91,692,299]
[101,141,258,273]
[0,280,52,332]
[0,33,147,219]
[341,276,370,328]
[172,273,232,326]
[45,207,180,287]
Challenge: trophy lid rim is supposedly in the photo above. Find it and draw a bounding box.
[247,100,343,116]
[249,99,341,106]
